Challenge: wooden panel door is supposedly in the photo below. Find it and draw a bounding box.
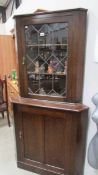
[22,112,44,162]
[13,103,88,175]
[44,116,65,168]
[14,105,66,174]
[14,107,44,164]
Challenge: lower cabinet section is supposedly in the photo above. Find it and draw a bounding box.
[12,99,88,175]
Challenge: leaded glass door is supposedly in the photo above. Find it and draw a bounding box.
[24,22,68,100]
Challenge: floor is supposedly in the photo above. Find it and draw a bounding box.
[0,114,38,175]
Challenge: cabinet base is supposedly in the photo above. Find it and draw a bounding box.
[17,161,65,175]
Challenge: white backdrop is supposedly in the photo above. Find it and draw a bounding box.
[0,24,5,34]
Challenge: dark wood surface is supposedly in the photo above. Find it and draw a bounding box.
[14,8,87,18]
[15,8,87,103]
[11,96,88,112]
[12,97,88,175]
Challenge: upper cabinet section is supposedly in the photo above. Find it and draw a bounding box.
[14,8,87,103]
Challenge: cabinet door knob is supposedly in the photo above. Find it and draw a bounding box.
[22,56,26,65]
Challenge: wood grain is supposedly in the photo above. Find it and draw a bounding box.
[13,100,88,175]
[0,35,17,78]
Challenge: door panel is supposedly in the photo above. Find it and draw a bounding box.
[45,116,65,168]
[22,112,44,162]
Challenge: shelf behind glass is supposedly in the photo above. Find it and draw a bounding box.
[28,72,66,75]
[26,44,68,47]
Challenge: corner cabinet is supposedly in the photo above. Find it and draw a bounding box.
[15,8,87,103]
[12,9,89,175]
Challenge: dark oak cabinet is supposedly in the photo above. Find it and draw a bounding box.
[12,8,89,175]
[15,8,87,103]
[13,99,88,175]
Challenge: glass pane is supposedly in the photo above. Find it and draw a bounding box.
[24,22,68,99]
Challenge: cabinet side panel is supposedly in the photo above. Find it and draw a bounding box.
[64,110,88,175]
